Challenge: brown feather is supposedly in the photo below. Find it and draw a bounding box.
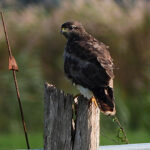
[61,21,116,115]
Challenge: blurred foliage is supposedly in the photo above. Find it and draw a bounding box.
[0,0,150,147]
[0,133,43,149]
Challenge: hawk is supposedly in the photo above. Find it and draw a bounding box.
[61,21,116,116]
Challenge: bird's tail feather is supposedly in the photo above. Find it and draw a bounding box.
[93,87,116,116]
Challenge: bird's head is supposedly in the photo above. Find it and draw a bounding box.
[60,21,86,39]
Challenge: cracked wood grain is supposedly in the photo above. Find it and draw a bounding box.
[44,83,100,150]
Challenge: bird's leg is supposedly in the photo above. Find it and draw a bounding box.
[90,96,98,107]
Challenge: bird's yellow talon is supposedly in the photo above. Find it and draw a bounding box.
[91,97,98,107]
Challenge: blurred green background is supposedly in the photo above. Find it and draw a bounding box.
[0,0,150,149]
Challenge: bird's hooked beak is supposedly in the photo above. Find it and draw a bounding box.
[60,27,68,34]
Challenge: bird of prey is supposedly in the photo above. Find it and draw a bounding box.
[61,21,116,116]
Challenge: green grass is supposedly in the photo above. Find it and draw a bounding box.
[0,132,43,149]
[101,129,150,145]
[0,129,150,149]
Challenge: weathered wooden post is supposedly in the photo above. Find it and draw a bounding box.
[44,83,100,150]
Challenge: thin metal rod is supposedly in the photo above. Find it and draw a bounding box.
[12,70,30,149]
[0,11,12,58]
[0,11,30,149]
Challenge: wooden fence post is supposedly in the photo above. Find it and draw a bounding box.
[44,83,100,150]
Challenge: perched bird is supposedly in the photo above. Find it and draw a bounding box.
[61,21,116,116]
